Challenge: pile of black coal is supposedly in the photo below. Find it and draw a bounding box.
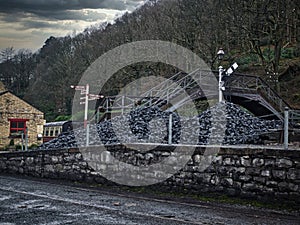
[223,102,281,144]
[97,106,181,144]
[38,102,282,150]
[196,102,282,145]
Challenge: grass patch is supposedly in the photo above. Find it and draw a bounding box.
[83,182,299,212]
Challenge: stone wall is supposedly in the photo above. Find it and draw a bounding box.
[0,145,299,204]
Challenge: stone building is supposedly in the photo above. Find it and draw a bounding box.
[0,82,45,150]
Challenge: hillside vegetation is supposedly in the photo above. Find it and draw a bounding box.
[0,0,299,120]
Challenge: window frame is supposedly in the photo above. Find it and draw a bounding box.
[8,118,29,138]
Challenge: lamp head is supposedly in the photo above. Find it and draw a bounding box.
[217,48,225,60]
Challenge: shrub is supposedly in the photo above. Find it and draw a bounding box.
[29,144,39,149]
[15,145,22,151]
[281,48,295,59]
[9,139,14,146]
[55,115,72,122]
[237,54,259,65]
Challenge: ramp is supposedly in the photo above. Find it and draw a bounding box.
[96,70,291,122]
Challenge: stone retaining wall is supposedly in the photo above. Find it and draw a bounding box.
[0,145,299,204]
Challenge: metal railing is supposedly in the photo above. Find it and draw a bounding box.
[96,70,291,122]
[290,110,300,127]
[138,69,215,110]
[96,69,217,121]
[224,73,290,113]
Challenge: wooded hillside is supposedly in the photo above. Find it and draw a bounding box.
[0,0,299,120]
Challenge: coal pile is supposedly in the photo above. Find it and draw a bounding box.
[38,102,282,150]
[40,122,106,149]
[224,103,281,144]
[197,102,282,145]
[97,106,181,144]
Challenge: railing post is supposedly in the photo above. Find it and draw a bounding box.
[86,123,90,147]
[84,84,89,129]
[279,100,283,112]
[95,107,99,123]
[256,77,258,90]
[284,107,289,150]
[168,113,173,145]
[106,98,109,113]
[167,89,169,103]
[121,95,125,115]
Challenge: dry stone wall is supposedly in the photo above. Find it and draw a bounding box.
[0,145,299,204]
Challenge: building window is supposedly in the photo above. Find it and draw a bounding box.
[8,118,28,137]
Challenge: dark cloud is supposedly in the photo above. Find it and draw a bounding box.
[0,0,122,12]
[0,0,143,22]
[0,0,143,13]
[0,0,144,50]
[1,10,108,23]
[43,10,107,22]
[19,20,60,30]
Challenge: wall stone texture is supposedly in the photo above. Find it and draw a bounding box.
[0,145,299,204]
[0,91,44,149]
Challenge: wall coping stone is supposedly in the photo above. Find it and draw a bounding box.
[0,145,299,158]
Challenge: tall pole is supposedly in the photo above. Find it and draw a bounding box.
[86,123,90,147]
[284,107,289,150]
[217,48,225,103]
[71,84,104,145]
[218,66,224,103]
[84,84,89,129]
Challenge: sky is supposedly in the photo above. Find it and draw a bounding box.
[0,0,145,52]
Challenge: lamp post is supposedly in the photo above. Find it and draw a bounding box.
[217,48,225,103]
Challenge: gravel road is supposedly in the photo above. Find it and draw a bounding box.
[0,175,298,225]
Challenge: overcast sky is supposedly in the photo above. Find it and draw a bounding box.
[0,0,145,52]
